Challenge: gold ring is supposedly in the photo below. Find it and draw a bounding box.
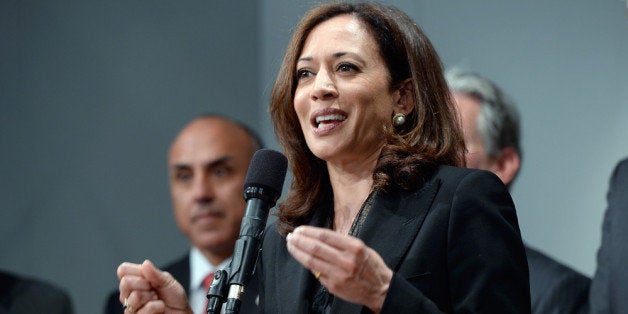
[123,297,134,313]
[314,271,321,280]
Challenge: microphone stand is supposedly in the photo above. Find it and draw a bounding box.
[224,187,272,314]
[206,269,229,314]
[225,284,244,314]
[207,149,287,314]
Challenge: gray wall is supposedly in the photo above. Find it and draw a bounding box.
[1,1,260,313]
[1,1,627,313]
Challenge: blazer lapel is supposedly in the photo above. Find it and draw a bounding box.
[361,181,439,269]
[329,180,440,314]
[273,249,311,313]
[272,208,330,313]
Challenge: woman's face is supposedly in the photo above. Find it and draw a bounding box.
[293,14,399,165]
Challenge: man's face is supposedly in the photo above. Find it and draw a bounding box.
[168,118,255,259]
[453,92,496,171]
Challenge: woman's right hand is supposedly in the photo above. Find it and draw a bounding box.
[286,226,393,313]
[117,259,192,314]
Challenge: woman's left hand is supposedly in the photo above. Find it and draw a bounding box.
[286,225,393,313]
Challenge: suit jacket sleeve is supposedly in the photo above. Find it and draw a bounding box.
[104,291,123,314]
[0,273,74,314]
[527,246,590,314]
[590,158,628,313]
[381,170,530,313]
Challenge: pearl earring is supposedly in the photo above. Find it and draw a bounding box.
[393,113,406,126]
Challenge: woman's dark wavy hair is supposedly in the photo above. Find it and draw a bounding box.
[269,2,465,236]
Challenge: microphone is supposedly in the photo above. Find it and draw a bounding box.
[224,149,287,313]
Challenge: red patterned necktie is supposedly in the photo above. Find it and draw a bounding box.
[202,272,216,313]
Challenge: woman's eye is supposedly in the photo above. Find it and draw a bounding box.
[337,63,358,72]
[296,69,313,79]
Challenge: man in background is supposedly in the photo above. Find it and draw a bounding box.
[446,69,590,314]
[590,157,628,313]
[105,114,261,313]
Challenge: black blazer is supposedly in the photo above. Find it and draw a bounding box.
[590,157,628,314]
[526,246,590,314]
[258,166,531,313]
[104,254,259,313]
[1,270,74,314]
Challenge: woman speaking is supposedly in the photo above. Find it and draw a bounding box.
[117,2,530,313]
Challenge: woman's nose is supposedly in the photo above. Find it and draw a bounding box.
[311,69,338,100]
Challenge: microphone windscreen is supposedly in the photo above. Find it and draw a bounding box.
[244,149,288,199]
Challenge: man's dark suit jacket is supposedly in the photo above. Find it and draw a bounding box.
[526,246,590,314]
[590,157,628,313]
[104,254,259,313]
[258,166,531,313]
[0,270,74,314]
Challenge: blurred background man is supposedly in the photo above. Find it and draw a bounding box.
[104,114,261,314]
[446,69,590,314]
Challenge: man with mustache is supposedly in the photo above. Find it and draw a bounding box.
[105,114,261,314]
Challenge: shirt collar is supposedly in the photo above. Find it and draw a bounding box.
[189,247,232,290]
